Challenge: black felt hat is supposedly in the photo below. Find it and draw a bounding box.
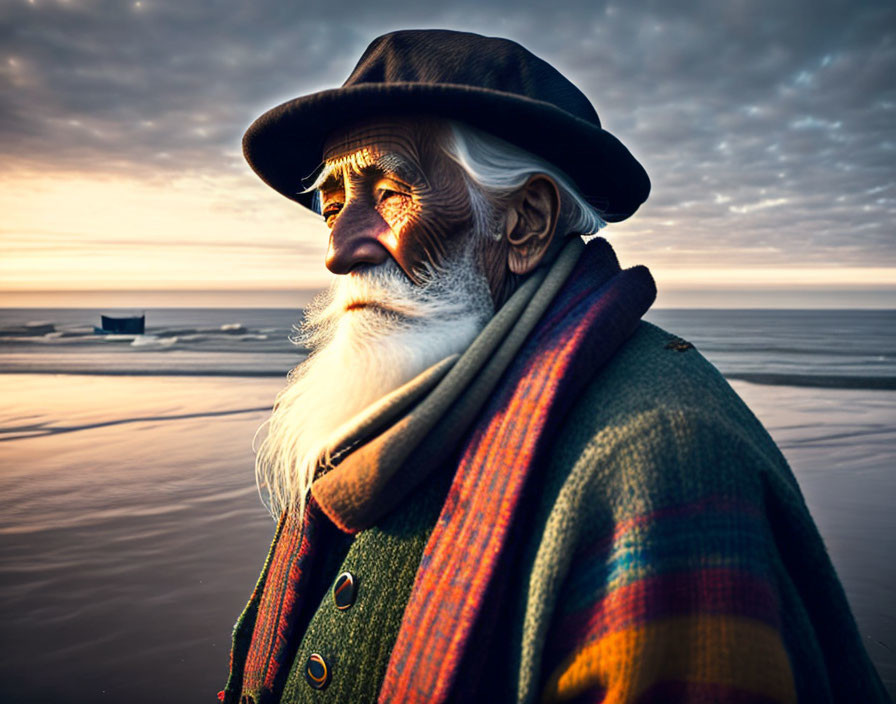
[243,29,650,222]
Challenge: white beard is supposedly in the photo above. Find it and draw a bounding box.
[254,247,494,517]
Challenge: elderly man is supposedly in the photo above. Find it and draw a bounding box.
[222,30,888,704]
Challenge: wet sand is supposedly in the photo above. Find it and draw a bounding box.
[0,375,284,703]
[0,374,893,701]
[732,380,896,693]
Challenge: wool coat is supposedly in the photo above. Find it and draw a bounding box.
[224,239,889,703]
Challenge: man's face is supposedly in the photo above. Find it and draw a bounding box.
[255,118,498,516]
[318,116,475,285]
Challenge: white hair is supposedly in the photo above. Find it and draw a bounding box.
[441,121,608,238]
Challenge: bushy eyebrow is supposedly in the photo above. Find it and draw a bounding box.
[305,152,424,195]
[371,153,423,185]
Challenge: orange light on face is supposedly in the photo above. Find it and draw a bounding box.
[376,190,420,239]
[379,229,400,253]
[318,117,474,284]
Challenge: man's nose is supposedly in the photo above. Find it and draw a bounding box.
[325,201,391,274]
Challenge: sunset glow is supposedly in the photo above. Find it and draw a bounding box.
[1,0,893,308]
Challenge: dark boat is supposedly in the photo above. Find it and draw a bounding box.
[94,314,145,334]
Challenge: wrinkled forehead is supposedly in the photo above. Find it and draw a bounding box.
[320,116,448,178]
[323,120,415,160]
[318,145,417,186]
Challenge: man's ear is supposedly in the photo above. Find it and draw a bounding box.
[504,174,561,275]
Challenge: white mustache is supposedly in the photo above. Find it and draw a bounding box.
[300,259,485,350]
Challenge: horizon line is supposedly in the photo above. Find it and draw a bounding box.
[1,288,894,311]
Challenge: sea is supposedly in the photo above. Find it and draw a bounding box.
[0,306,894,702]
[0,307,894,388]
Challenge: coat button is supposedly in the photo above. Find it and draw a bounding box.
[333,571,356,610]
[305,653,330,690]
[664,337,693,352]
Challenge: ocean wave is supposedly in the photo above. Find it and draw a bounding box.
[1,365,892,390]
[726,373,896,391]
[700,344,896,358]
[0,323,56,337]
[0,367,290,377]
[129,335,178,348]
[0,405,272,442]
[219,323,247,333]
[149,324,248,336]
[0,326,291,353]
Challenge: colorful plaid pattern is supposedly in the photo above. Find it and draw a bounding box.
[378,242,655,703]
[537,494,797,703]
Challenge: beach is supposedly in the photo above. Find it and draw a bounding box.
[1,373,893,702]
[1,307,894,700]
[0,375,281,703]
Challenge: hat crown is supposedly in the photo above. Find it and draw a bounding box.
[343,30,602,129]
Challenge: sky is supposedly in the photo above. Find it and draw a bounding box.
[1,0,894,307]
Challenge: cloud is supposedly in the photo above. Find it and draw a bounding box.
[1,0,894,270]
[729,198,789,214]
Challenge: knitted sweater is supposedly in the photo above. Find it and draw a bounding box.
[505,321,889,703]
[225,241,889,703]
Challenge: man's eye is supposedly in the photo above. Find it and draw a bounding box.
[322,204,343,221]
[377,188,406,203]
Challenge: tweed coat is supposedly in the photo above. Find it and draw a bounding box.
[224,240,889,703]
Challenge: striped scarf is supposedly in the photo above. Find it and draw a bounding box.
[379,239,654,703]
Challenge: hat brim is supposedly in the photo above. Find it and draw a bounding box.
[243,82,650,222]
